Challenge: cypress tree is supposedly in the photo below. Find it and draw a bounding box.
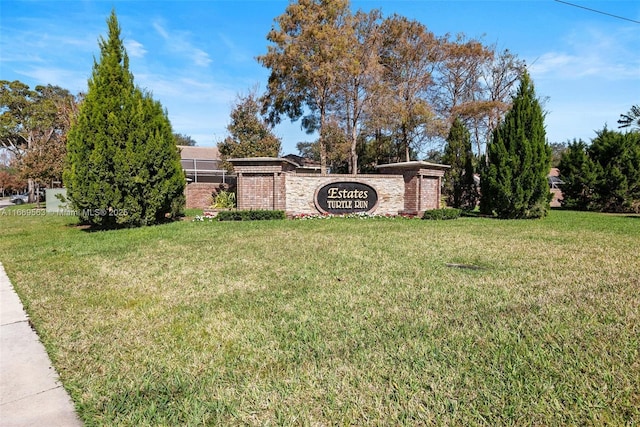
[588,128,640,212]
[480,70,551,219]
[442,117,478,210]
[558,139,598,210]
[64,11,185,227]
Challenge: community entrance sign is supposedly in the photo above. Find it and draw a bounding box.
[315,182,378,215]
[228,158,449,217]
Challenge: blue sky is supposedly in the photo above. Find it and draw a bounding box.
[1,0,638,155]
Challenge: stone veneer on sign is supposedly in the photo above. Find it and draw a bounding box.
[228,158,449,217]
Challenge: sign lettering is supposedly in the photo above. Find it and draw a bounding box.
[315,182,378,214]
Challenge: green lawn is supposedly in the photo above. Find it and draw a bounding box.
[0,208,638,425]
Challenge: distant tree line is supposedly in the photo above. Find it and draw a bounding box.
[559,127,640,213]
[0,78,195,200]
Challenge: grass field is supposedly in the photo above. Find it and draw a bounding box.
[0,208,638,425]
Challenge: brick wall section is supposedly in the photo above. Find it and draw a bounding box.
[285,174,405,216]
[402,174,418,213]
[232,160,292,210]
[550,188,562,208]
[185,183,221,209]
[237,173,284,210]
[420,176,441,211]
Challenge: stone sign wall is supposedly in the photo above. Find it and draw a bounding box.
[286,175,404,216]
[228,158,449,217]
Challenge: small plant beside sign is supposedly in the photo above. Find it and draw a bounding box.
[210,190,236,209]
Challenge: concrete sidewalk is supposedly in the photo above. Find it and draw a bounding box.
[0,262,83,426]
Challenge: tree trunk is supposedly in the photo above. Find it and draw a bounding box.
[403,124,410,162]
[28,178,35,203]
[319,109,328,175]
[350,125,358,175]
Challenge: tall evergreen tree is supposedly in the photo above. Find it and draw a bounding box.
[588,128,640,212]
[558,139,598,211]
[480,70,551,218]
[442,117,477,209]
[64,11,185,227]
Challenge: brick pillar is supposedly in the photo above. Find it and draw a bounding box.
[228,158,297,211]
[402,172,419,215]
[376,161,449,216]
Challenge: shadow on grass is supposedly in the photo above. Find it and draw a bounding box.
[66,216,184,232]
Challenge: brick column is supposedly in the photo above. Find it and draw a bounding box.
[228,158,297,211]
[377,161,449,216]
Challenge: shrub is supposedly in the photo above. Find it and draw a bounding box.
[210,190,236,209]
[216,210,285,221]
[422,208,462,220]
[558,129,640,213]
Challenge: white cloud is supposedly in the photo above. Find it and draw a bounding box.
[152,20,212,68]
[135,72,236,103]
[152,21,170,39]
[130,71,239,145]
[529,52,574,76]
[0,19,98,92]
[530,49,634,80]
[125,39,147,58]
[529,25,640,81]
[193,50,212,67]
[18,66,89,93]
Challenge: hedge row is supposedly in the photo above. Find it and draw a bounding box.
[217,210,286,221]
[422,208,462,220]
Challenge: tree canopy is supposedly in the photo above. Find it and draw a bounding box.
[442,117,477,210]
[618,105,640,131]
[258,0,351,174]
[174,133,197,146]
[0,80,79,199]
[559,129,640,213]
[258,0,524,173]
[218,89,281,170]
[558,139,598,211]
